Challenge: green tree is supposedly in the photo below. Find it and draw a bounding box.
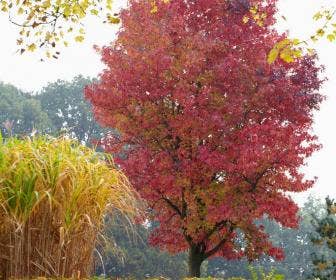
[309,197,336,280]
[97,217,188,280]
[0,82,50,136]
[207,197,324,279]
[37,76,106,145]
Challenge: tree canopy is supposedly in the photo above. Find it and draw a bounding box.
[86,0,324,277]
[0,82,50,136]
[0,76,105,145]
[37,76,106,144]
[309,197,336,279]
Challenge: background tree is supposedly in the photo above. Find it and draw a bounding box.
[37,76,106,145]
[0,77,105,145]
[0,82,50,136]
[97,216,188,279]
[309,197,336,280]
[86,0,324,277]
[208,196,324,279]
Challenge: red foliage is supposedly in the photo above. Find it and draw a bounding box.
[86,0,324,262]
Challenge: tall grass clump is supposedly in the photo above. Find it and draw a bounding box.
[0,135,139,279]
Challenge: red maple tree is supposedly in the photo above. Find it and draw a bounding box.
[86,0,324,276]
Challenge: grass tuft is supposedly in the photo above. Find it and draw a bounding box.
[0,135,140,279]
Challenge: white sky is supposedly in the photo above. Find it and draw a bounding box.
[0,0,335,204]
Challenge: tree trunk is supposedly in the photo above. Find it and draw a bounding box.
[188,246,204,278]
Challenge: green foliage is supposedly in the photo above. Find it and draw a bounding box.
[247,267,284,280]
[96,216,187,280]
[37,76,106,144]
[183,267,285,280]
[0,76,105,145]
[207,196,323,279]
[309,197,336,279]
[184,277,220,280]
[0,82,51,136]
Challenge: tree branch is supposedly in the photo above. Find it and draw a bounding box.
[204,224,234,258]
[203,220,229,242]
[159,194,182,217]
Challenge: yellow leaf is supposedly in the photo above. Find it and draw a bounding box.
[317,28,325,37]
[63,6,71,17]
[42,0,51,8]
[277,38,291,49]
[150,1,158,14]
[250,6,258,15]
[256,20,263,27]
[292,38,301,45]
[242,16,249,24]
[90,9,99,15]
[307,48,315,55]
[150,5,158,14]
[313,12,323,21]
[107,16,120,24]
[267,48,279,64]
[327,33,335,42]
[27,43,36,52]
[279,48,294,63]
[74,35,84,42]
[106,0,113,10]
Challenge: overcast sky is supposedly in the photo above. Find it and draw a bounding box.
[0,0,335,205]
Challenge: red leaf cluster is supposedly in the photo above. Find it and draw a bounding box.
[86,0,324,261]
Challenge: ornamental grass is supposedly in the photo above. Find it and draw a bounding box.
[0,135,139,279]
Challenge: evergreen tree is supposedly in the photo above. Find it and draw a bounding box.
[309,197,336,280]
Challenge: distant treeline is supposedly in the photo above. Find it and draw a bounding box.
[0,76,104,144]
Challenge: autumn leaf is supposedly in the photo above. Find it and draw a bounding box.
[327,34,335,42]
[242,16,249,24]
[150,5,158,14]
[107,16,120,24]
[74,35,85,42]
[267,48,279,64]
[0,0,120,57]
[27,43,36,52]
